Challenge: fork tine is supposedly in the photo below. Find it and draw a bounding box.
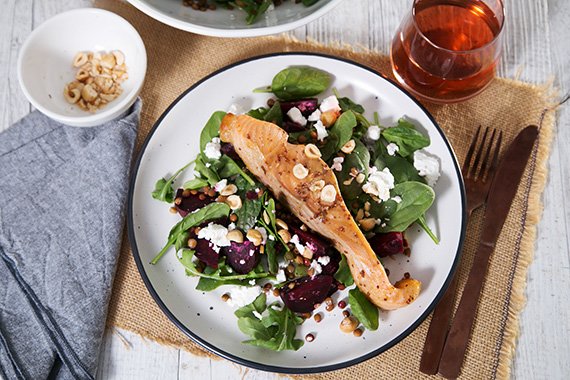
[463,126,482,177]
[478,128,497,180]
[485,130,503,182]
[470,126,489,178]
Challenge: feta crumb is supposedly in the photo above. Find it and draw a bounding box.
[249,279,256,286]
[413,150,441,187]
[239,259,246,265]
[226,286,262,308]
[197,223,231,249]
[287,107,307,126]
[204,137,222,160]
[317,256,330,266]
[386,143,399,156]
[314,120,328,141]
[319,95,341,113]
[375,218,382,225]
[366,125,381,141]
[192,170,201,178]
[268,235,275,241]
[227,103,244,115]
[276,269,286,282]
[362,167,395,202]
[254,227,268,245]
[381,222,387,228]
[331,156,344,171]
[214,179,227,192]
[205,162,211,168]
[290,234,306,255]
[228,222,236,230]
[309,260,323,276]
[307,109,321,122]
[252,310,263,320]
[392,195,402,204]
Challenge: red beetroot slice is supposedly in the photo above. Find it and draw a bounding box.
[279,99,318,116]
[221,143,240,161]
[175,189,215,217]
[368,232,405,258]
[282,120,306,132]
[289,226,329,257]
[224,241,260,274]
[280,275,334,313]
[194,238,220,269]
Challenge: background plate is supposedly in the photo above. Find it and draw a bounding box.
[128,53,466,373]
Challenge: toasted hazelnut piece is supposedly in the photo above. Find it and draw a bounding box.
[75,69,90,81]
[310,180,325,193]
[246,229,263,246]
[304,143,322,159]
[277,229,291,244]
[262,210,271,224]
[359,218,376,231]
[226,229,244,243]
[63,86,81,104]
[320,184,337,204]
[220,184,238,196]
[355,208,364,221]
[99,93,118,102]
[94,76,114,93]
[113,50,125,66]
[81,84,98,102]
[302,247,314,260]
[226,195,242,210]
[293,163,309,179]
[320,110,340,127]
[356,173,366,184]
[275,218,288,230]
[340,316,359,333]
[100,53,116,69]
[341,139,356,154]
[73,52,88,67]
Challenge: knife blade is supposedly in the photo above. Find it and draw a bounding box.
[438,125,539,379]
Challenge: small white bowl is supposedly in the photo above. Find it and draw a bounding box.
[18,8,147,127]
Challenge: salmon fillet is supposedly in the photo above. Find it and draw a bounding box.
[220,113,421,310]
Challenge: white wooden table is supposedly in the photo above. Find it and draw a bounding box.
[1,1,568,379]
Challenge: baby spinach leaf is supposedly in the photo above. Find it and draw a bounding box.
[151,160,194,203]
[302,0,319,5]
[377,181,435,233]
[174,231,190,252]
[319,134,339,162]
[263,101,283,126]
[218,155,255,185]
[182,177,208,190]
[375,142,423,184]
[348,288,379,331]
[329,110,357,150]
[235,197,263,231]
[194,154,220,186]
[269,66,331,101]
[335,139,370,200]
[334,90,365,114]
[417,214,439,244]
[265,239,279,274]
[247,107,269,120]
[199,111,226,153]
[381,120,430,157]
[334,254,354,286]
[151,202,231,264]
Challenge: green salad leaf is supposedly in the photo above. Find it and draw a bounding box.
[335,139,370,200]
[329,110,357,150]
[349,288,379,331]
[199,111,226,153]
[334,254,354,286]
[264,101,283,126]
[182,177,208,190]
[381,119,430,157]
[263,66,331,101]
[151,160,194,203]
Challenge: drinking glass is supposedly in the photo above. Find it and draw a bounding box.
[390,0,505,103]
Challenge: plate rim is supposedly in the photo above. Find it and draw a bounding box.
[127,52,467,374]
[125,0,345,38]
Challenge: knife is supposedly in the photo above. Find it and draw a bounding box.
[437,125,539,379]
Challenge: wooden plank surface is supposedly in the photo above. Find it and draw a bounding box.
[0,0,568,379]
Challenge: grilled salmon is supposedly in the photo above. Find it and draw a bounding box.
[220,113,421,310]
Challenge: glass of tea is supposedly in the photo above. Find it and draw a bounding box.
[391,0,504,103]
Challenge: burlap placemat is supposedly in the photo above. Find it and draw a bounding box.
[97,1,558,378]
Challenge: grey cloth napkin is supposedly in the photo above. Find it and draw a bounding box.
[0,100,141,380]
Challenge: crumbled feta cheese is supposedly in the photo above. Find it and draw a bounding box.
[287,107,307,126]
[193,170,201,178]
[413,150,441,187]
[268,234,275,241]
[226,286,262,307]
[387,143,399,156]
[239,259,246,264]
[214,179,227,192]
[252,310,263,320]
[276,269,286,282]
[205,162,211,168]
[254,227,268,245]
[317,256,330,266]
[249,279,256,286]
[307,109,321,122]
[319,95,341,113]
[331,156,344,171]
[362,167,395,202]
[197,223,231,250]
[375,218,382,225]
[227,103,244,115]
[204,137,222,160]
[392,195,402,203]
[309,260,323,276]
[314,119,328,141]
[366,125,381,141]
[290,234,306,255]
[227,222,236,230]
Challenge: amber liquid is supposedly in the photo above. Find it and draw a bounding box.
[391,0,502,103]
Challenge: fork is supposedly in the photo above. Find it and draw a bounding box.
[419,126,502,375]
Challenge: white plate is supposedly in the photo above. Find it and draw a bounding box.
[128,53,466,373]
[126,0,344,37]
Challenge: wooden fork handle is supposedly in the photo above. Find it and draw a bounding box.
[419,274,459,374]
[438,243,495,378]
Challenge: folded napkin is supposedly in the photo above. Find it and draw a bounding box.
[0,100,141,380]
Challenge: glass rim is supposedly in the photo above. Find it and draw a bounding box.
[411,0,505,54]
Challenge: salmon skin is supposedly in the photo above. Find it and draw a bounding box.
[220,113,421,310]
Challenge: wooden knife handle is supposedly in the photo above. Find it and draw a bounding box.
[438,243,495,378]
[419,275,459,374]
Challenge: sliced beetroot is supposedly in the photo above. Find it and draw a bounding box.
[221,143,240,161]
[224,241,260,274]
[289,226,329,258]
[368,232,405,258]
[282,120,307,133]
[194,238,220,269]
[175,188,215,217]
[280,275,334,313]
[280,99,319,116]
[318,249,341,276]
